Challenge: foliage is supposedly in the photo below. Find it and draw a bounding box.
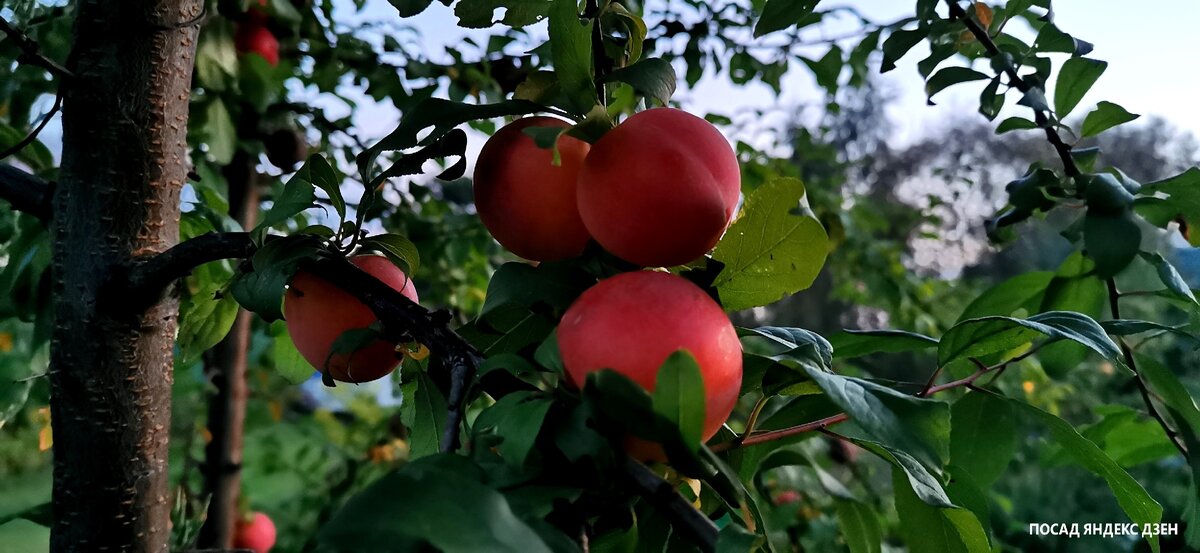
[0,0,1198,552]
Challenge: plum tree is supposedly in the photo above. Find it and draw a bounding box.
[283,255,418,382]
[576,108,741,267]
[234,21,279,66]
[557,270,742,455]
[473,116,592,261]
[232,512,276,553]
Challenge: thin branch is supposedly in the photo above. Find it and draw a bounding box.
[619,456,718,553]
[716,352,1018,452]
[944,0,1080,178]
[0,91,62,161]
[1107,278,1188,455]
[0,15,75,79]
[0,162,53,220]
[917,365,945,397]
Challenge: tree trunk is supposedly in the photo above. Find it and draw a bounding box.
[48,0,200,550]
[199,152,259,548]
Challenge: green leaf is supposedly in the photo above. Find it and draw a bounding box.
[1005,393,1163,548]
[359,98,542,183]
[1136,355,1200,549]
[739,326,833,372]
[949,392,1015,485]
[319,455,553,553]
[1135,168,1200,245]
[599,58,676,106]
[835,500,882,553]
[652,351,706,447]
[549,0,597,115]
[712,177,829,311]
[400,369,449,459]
[454,0,551,28]
[195,20,238,90]
[359,233,421,276]
[716,523,763,553]
[177,278,239,366]
[753,0,820,37]
[202,98,237,165]
[995,116,1038,134]
[938,311,1123,370]
[1083,210,1140,278]
[290,155,345,222]
[1140,252,1198,304]
[473,391,554,466]
[892,470,990,553]
[229,236,322,321]
[1101,320,1199,345]
[801,366,950,471]
[0,519,49,553]
[881,29,927,73]
[389,0,435,17]
[1080,101,1139,137]
[924,66,990,102]
[256,176,317,233]
[956,271,1053,322]
[828,329,938,359]
[1054,57,1107,117]
[270,320,316,383]
[478,262,592,321]
[803,45,843,94]
[1016,87,1051,113]
[853,440,952,507]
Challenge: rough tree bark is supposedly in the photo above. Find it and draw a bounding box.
[198,152,259,548]
[48,0,201,550]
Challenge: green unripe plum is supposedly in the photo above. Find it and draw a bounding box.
[283,255,418,383]
[557,271,743,459]
[473,117,592,261]
[576,108,741,267]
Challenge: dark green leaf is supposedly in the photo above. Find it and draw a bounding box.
[853,440,952,507]
[938,311,1123,370]
[390,0,435,17]
[400,369,449,459]
[956,271,1053,322]
[479,262,592,321]
[924,66,990,102]
[455,0,551,28]
[177,277,238,366]
[803,45,843,94]
[1140,252,1198,304]
[949,392,1015,485]
[892,469,990,553]
[995,116,1038,134]
[1054,57,1107,117]
[739,326,833,372]
[835,500,882,553]
[1135,168,1200,245]
[549,0,597,115]
[828,329,938,359]
[474,391,554,466]
[801,366,950,471]
[753,0,821,37]
[1080,101,1139,138]
[270,320,316,383]
[290,155,345,221]
[1016,88,1051,112]
[881,29,926,73]
[256,176,317,233]
[319,455,552,552]
[359,233,421,276]
[716,523,763,553]
[652,351,706,447]
[712,177,829,311]
[599,58,676,105]
[1083,211,1140,278]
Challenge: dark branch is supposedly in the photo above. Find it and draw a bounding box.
[1106,278,1188,456]
[944,0,1080,178]
[0,15,75,79]
[0,162,53,220]
[123,232,258,300]
[0,92,62,162]
[620,456,718,553]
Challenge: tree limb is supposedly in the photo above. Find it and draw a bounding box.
[944,0,1080,178]
[0,162,53,220]
[0,15,75,80]
[1106,278,1188,456]
[620,456,718,553]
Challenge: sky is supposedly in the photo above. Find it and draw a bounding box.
[330,0,1200,156]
